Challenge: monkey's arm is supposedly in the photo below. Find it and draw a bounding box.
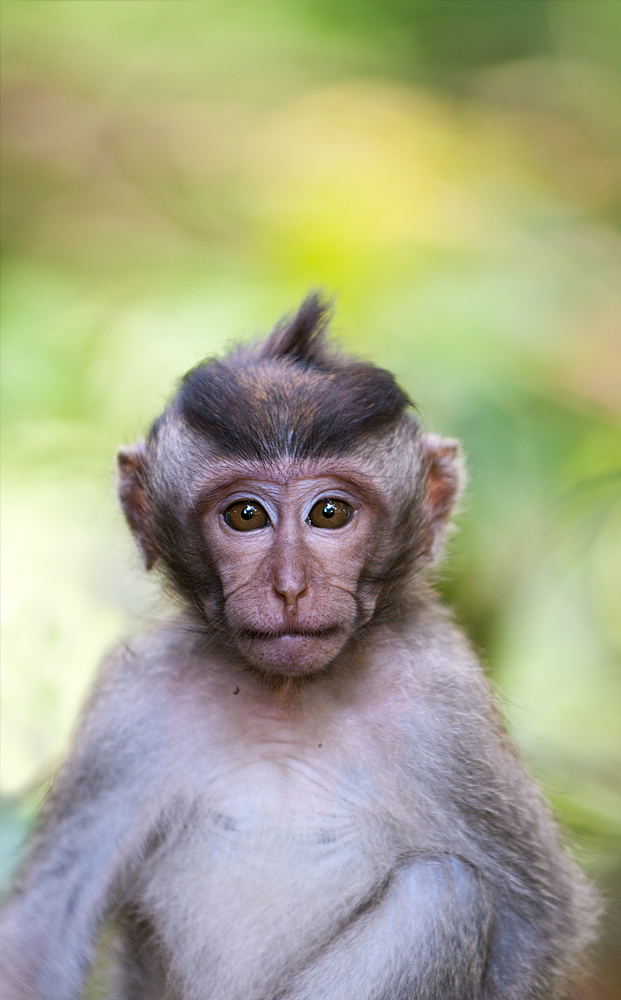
[0,651,166,1000]
[281,855,492,1000]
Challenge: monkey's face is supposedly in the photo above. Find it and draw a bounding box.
[199,461,380,675]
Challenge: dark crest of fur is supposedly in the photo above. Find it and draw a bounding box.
[174,293,414,460]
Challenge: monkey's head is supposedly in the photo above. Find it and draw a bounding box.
[118,295,463,676]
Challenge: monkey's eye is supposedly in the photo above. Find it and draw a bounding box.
[224,501,269,531]
[307,499,351,529]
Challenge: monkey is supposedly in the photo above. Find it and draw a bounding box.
[0,294,598,1000]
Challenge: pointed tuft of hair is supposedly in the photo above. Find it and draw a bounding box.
[176,291,414,462]
[256,291,333,366]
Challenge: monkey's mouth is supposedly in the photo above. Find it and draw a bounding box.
[236,624,349,674]
[241,626,342,640]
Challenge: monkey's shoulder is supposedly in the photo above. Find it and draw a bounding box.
[88,620,208,694]
[67,623,203,759]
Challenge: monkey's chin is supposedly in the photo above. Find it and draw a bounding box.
[237,629,348,676]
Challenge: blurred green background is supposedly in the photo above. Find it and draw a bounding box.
[1,1,620,993]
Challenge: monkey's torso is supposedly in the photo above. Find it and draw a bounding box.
[133,732,397,996]
[114,624,419,996]
[87,617,584,999]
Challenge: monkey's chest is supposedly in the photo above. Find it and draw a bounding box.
[138,754,390,997]
[155,754,382,888]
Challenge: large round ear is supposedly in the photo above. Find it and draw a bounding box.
[117,442,158,570]
[420,434,465,561]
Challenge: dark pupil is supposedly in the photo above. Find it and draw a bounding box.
[323,503,337,519]
[241,505,256,520]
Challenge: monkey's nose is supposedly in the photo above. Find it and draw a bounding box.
[272,564,308,610]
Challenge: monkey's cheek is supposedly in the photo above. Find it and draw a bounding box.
[237,632,349,676]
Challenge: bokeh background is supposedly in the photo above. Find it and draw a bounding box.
[1,1,620,993]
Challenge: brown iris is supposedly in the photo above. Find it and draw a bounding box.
[307,499,351,529]
[225,501,269,531]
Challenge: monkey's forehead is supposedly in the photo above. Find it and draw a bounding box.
[148,413,423,509]
[164,357,415,465]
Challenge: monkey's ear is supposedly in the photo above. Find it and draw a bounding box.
[117,442,158,570]
[420,434,464,560]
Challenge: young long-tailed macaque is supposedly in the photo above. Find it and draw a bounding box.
[0,296,598,999]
